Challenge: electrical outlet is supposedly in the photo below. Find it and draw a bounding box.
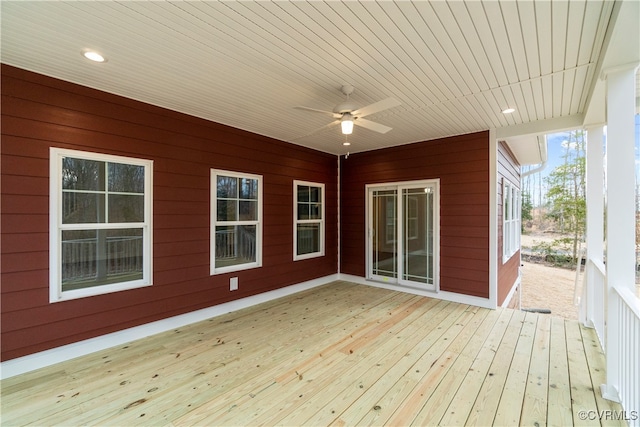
[230,277,238,291]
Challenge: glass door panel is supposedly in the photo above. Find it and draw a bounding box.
[401,186,434,286]
[371,189,397,280]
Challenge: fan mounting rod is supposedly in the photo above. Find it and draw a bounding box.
[340,84,354,97]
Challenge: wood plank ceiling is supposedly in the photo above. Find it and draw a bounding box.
[0,1,617,155]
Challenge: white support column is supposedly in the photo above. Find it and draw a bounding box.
[602,62,639,403]
[604,64,638,294]
[582,125,605,327]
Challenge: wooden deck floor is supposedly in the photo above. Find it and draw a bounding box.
[0,281,625,426]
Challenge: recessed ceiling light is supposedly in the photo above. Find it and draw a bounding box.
[82,50,107,63]
[502,107,516,114]
[343,141,351,146]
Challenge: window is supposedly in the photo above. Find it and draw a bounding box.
[50,148,153,302]
[294,181,324,260]
[211,170,262,274]
[503,178,521,262]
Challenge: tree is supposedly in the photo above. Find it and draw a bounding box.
[521,191,533,230]
[544,130,586,261]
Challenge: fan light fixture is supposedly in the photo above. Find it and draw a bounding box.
[295,85,400,138]
[341,113,354,135]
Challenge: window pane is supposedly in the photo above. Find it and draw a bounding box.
[298,203,309,220]
[108,194,144,223]
[62,158,104,191]
[217,176,237,198]
[62,229,96,285]
[239,178,258,199]
[309,203,321,219]
[297,224,320,255]
[239,200,257,221]
[504,187,511,220]
[217,200,237,221]
[61,228,143,291]
[309,186,320,203]
[215,225,257,268]
[108,163,144,193]
[298,185,310,202]
[62,192,104,224]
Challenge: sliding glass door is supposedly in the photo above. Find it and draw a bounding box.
[367,180,439,291]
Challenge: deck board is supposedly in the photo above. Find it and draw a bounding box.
[0,281,624,426]
[438,307,515,426]
[580,324,628,427]
[347,306,483,426]
[520,313,551,426]
[548,317,575,426]
[409,307,503,426]
[464,308,527,426]
[566,320,602,427]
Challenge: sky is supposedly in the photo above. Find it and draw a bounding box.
[523,114,640,207]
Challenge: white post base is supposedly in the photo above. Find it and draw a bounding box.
[601,383,621,403]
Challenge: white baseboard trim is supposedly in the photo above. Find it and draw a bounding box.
[0,274,338,380]
[500,275,522,308]
[338,274,495,309]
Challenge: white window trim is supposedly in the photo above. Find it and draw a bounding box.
[293,180,325,261]
[210,169,263,275]
[502,178,521,263]
[49,148,153,303]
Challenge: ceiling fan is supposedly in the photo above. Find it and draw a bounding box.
[295,85,401,136]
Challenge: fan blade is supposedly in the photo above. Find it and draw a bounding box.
[291,120,340,140]
[352,97,401,118]
[294,106,341,118]
[354,118,392,134]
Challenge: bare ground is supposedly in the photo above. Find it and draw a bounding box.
[520,260,580,320]
[519,233,581,320]
[519,233,640,320]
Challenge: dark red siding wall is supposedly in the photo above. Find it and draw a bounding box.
[497,141,521,305]
[1,65,338,361]
[340,132,490,298]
